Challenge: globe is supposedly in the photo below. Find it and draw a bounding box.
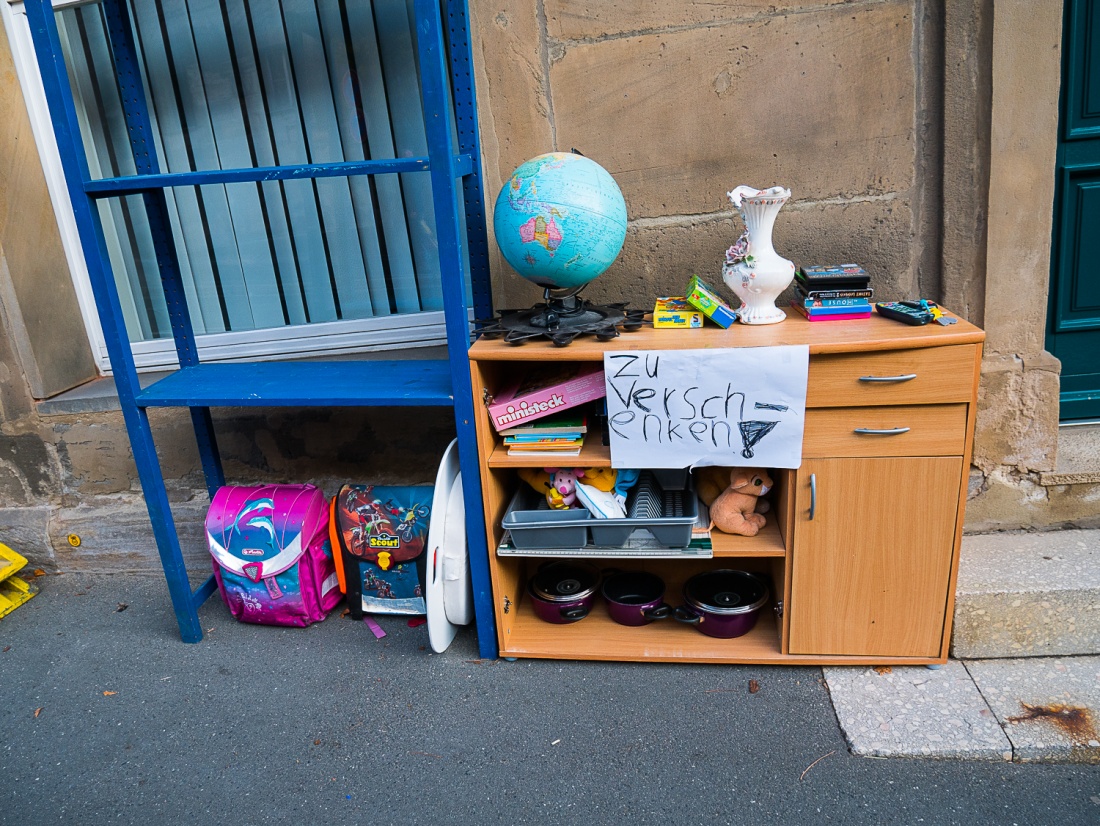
[493,152,628,291]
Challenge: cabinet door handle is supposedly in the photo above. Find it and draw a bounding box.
[809,473,816,520]
[858,373,917,383]
[853,426,911,435]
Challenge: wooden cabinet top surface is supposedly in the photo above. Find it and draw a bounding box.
[470,307,985,361]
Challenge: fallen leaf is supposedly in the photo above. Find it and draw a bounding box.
[341,608,351,618]
[2,646,10,653]
[749,679,760,694]
[873,666,892,675]
[314,739,321,745]
[103,691,117,696]
[33,569,46,577]
[115,603,129,612]
[34,707,43,718]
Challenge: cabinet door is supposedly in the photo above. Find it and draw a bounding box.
[788,457,963,657]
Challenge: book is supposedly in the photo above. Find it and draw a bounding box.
[791,302,872,322]
[506,447,583,457]
[796,273,869,290]
[799,264,869,281]
[794,291,871,309]
[503,434,584,444]
[793,301,871,316]
[500,414,587,437]
[796,287,874,300]
[488,364,606,433]
[796,265,870,293]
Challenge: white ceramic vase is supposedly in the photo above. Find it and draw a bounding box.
[721,185,795,325]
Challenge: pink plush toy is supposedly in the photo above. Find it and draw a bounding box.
[544,468,586,509]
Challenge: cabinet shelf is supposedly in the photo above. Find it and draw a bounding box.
[495,520,785,559]
[711,521,785,557]
[502,597,784,663]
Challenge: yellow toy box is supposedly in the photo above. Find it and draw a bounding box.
[653,297,703,328]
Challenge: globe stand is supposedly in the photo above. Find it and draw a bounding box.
[475,287,645,347]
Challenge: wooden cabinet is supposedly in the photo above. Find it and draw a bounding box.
[469,308,984,665]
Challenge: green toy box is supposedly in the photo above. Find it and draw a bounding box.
[686,275,739,328]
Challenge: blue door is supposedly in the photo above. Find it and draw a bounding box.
[1049,0,1100,420]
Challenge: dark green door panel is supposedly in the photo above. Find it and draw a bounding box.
[1049,0,1100,420]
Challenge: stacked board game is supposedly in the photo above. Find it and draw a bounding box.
[792,264,872,321]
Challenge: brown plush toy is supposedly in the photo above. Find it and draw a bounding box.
[708,468,774,537]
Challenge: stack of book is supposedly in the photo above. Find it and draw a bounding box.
[791,264,872,322]
[502,414,587,457]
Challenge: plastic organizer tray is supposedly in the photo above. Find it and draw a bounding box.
[500,471,699,555]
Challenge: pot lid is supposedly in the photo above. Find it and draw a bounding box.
[683,570,768,615]
[530,561,600,603]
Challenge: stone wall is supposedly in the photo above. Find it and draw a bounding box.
[0,0,1082,573]
[475,0,932,310]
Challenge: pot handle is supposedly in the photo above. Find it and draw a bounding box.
[673,606,702,625]
[561,606,589,620]
[644,603,672,621]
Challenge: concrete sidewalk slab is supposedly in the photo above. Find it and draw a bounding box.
[823,662,1012,760]
[966,656,1100,763]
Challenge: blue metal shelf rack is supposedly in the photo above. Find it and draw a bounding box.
[24,0,498,657]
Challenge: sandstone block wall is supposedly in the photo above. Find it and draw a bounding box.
[475,0,931,310]
[0,0,1082,573]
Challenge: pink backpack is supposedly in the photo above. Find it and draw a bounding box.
[206,484,341,627]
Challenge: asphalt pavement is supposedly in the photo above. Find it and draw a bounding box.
[1,574,1097,825]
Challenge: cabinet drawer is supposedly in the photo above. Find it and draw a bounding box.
[803,404,968,458]
[806,345,977,407]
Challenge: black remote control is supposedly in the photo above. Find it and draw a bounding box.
[875,301,935,325]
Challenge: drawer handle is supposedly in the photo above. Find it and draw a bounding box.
[853,426,911,435]
[858,373,919,384]
[809,473,816,520]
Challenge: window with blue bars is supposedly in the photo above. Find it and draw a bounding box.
[52,0,468,350]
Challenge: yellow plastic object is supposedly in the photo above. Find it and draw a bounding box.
[0,575,38,618]
[0,542,38,618]
[0,542,26,582]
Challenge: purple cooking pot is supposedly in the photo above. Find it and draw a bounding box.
[673,570,769,639]
[601,570,672,627]
[528,561,600,624]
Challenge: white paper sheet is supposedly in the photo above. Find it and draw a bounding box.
[603,346,809,469]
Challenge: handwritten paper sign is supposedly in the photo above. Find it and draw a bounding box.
[603,346,809,469]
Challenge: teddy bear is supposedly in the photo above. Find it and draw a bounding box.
[704,467,774,536]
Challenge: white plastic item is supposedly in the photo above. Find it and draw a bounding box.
[442,477,474,625]
[426,439,473,653]
[575,481,627,519]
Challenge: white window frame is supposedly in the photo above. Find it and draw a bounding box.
[2,0,456,375]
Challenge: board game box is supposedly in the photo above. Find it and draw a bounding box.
[488,364,606,433]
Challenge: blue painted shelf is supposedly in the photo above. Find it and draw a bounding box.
[24,0,498,657]
[136,361,455,408]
